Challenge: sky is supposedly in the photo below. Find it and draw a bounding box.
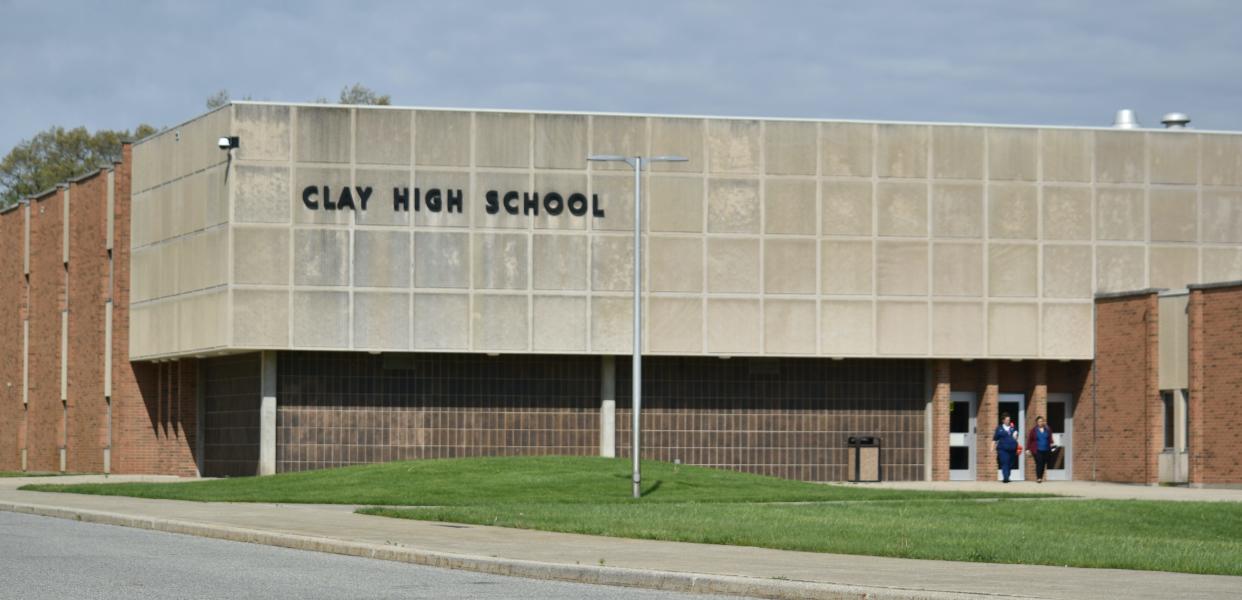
[1,0,1241,153]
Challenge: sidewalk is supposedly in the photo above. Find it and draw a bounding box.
[1,476,1239,600]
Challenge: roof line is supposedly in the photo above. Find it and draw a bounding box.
[212,100,1242,135]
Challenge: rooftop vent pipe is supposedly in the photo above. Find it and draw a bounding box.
[1112,109,1141,129]
[1161,113,1191,129]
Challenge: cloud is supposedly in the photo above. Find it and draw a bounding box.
[1,0,1240,153]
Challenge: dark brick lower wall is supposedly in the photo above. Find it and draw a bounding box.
[202,354,261,477]
[615,357,927,481]
[276,352,601,472]
[272,352,927,481]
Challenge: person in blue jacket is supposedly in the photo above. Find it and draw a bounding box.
[993,412,1019,483]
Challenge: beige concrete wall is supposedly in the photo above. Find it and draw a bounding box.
[129,107,232,359]
[130,103,1242,360]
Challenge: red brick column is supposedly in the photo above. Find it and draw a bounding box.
[931,359,951,481]
[1025,361,1047,477]
[976,361,998,481]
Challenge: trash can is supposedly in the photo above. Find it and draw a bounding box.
[847,436,881,482]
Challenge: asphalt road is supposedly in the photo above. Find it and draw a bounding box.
[0,512,749,600]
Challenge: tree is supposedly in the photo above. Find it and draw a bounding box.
[0,124,155,209]
[206,89,230,110]
[338,83,391,105]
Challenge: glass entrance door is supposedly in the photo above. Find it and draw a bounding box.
[997,394,1025,481]
[1046,393,1072,480]
[948,391,976,480]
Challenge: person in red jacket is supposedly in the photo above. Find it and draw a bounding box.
[1026,416,1055,483]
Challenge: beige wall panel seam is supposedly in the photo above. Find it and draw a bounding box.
[60,310,68,401]
[21,320,29,405]
[106,170,115,250]
[62,188,70,264]
[104,300,113,397]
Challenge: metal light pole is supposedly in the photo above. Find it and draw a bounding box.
[587,154,687,499]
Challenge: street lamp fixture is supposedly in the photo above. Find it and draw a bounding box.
[587,153,688,499]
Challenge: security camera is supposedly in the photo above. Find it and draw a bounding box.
[217,136,240,150]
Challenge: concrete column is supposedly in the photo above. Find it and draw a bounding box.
[600,356,616,458]
[258,351,277,476]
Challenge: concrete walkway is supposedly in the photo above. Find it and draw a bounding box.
[1,476,1239,600]
[851,479,1242,502]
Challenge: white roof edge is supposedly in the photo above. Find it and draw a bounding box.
[210,99,1242,135]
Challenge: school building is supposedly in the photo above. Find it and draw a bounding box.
[1,102,1240,486]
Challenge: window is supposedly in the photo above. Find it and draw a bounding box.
[1161,391,1174,450]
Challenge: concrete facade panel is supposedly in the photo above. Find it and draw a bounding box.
[1203,247,1242,282]
[234,165,290,224]
[590,297,632,353]
[591,235,634,292]
[1096,246,1146,293]
[876,125,927,178]
[821,122,872,177]
[764,179,817,235]
[821,301,873,355]
[471,295,529,351]
[988,243,1038,297]
[295,106,351,164]
[475,112,531,168]
[293,228,350,286]
[932,302,983,356]
[822,240,873,295]
[591,116,647,171]
[354,169,412,227]
[1095,131,1146,184]
[292,291,349,348]
[648,298,702,353]
[233,104,290,162]
[987,128,1037,181]
[822,181,872,236]
[1042,303,1092,358]
[1201,134,1242,186]
[532,296,587,351]
[706,299,760,354]
[353,291,411,350]
[988,184,1037,240]
[472,233,529,290]
[988,303,1038,356]
[292,167,350,225]
[354,230,412,288]
[932,242,983,297]
[356,109,412,165]
[532,234,588,291]
[931,126,984,180]
[1149,246,1199,290]
[707,238,759,293]
[877,181,928,237]
[763,300,816,354]
[1042,186,1093,241]
[764,121,816,175]
[1201,191,1242,243]
[415,111,471,167]
[532,172,588,230]
[1040,129,1091,183]
[1096,188,1145,241]
[1150,188,1197,242]
[1042,245,1093,299]
[707,120,760,174]
[650,237,703,293]
[764,239,816,294]
[877,241,929,296]
[707,178,761,233]
[649,176,703,233]
[932,183,983,239]
[1149,133,1198,185]
[877,301,928,355]
[412,293,469,349]
[533,114,587,170]
[413,232,469,289]
[590,174,635,232]
[649,118,703,173]
[233,290,290,347]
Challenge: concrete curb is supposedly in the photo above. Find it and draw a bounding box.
[0,500,1040,600]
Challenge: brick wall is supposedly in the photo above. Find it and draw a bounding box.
[108,147,199,476]
[25,188,65,472]
[1189,285,1242,485]
[1090,292,1160,483]
[65,172,109,472]
[931,360,950,480]
[614,357,928,482]
[0,205,23,470]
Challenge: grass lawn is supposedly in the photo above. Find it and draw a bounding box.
[22,456,1240,575]
[19,456,1035,505]
[364,499,1242,576]
[0,471,64,477]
